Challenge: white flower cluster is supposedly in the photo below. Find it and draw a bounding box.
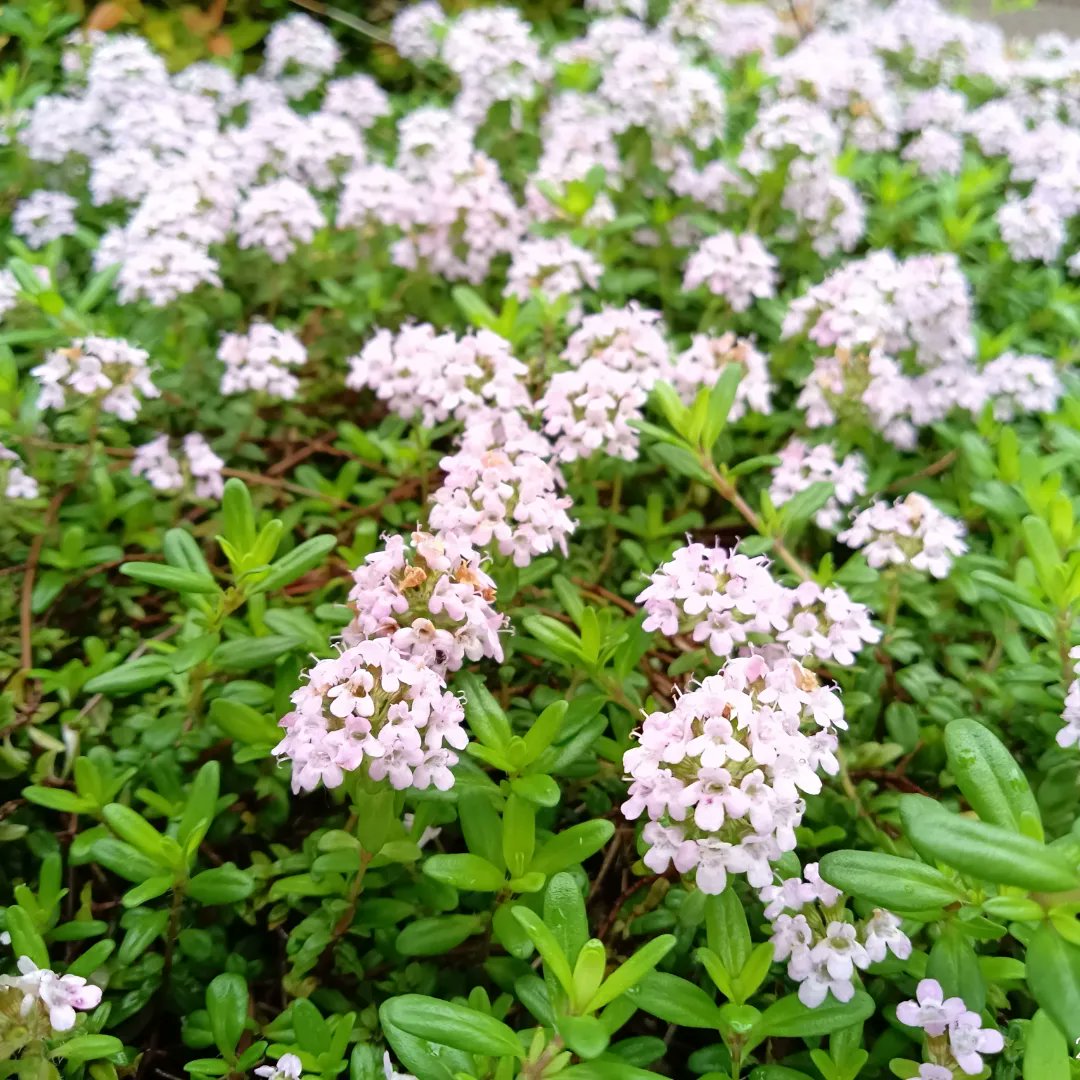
[623,652,845,894]
[347,326,530,427]
[683,231,779,313]
[0,956,102,1032]
[131,433,224,500]
[32,336,158,421]
[769,438,867,531]
[504,236,603,307]
[761,865,911,1007]
[218,323,307,400]
[0,443,39,501]
[429,417,576,568]
[343,530,506,675]
[1057,645,1080,750]
[12,190,79,248]
[839,493,968,578]
[638,542,879,667]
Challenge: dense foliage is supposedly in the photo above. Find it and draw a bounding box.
[3,1,1080,1078]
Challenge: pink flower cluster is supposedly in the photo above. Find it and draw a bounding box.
[560,303,670,389]
[218,323,307,400]
[347,326,529,427]
[131,433,224,500]
[761,865,910,1007]
[343,530,506,675]
[637,542,879,667]
[0,956,102,1032]
[670,333,773,420]
[897,979,1004,1076]
[32,336,158,421]
[275,636,466,795]
[623,652,845,894]
[839,493,967,578]
[683,231,779,313]
[429,419,575,568]
[769,438,867,531]
[539,362,646,463]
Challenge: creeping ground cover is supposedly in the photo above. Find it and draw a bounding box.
[8,0,1080,1077]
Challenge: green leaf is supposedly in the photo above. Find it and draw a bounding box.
[457,672,513,750]
[102,804,171,865]
[451,285,498,329]
[545,872,588,968]
[558,1015,610,1059]
[209,699,281,746]
[5,906,48,969]
[162,529,213,579]
[120,563,221,594]
[211,635,302,671]
[817,850,965,913]
[1024,1009,1070,1080]
[701,363,745,450]
[755,992,875,1041]
[1028,923,1080,1044]
[379,995,523,1059]
[54,1035,124,1063]
[121,875,173,907]
[530,819,615,876]
[626,971,723,1028]
[84,656,173,695]
[64,940,114,980]
[587,934,676,1012]
[560,1064,667,1079]
[502,792,535,878]
[512,906,575,997]
[522,701,568,764]
[188,864,254,905]
[22,785,94,814]
[177,760,221,850]
[707,889,752,978]
[206,972,248,1059]
[250,534,337,595]
[510,773,561,807]
[927,926,986,1011]
[944,718,1042,839]
[1022,514,1062,600]
[423,854,505,892]
[221,478,257,554]
[900,795,1079,891]
[77,836,161,883]
[395,915,484,956]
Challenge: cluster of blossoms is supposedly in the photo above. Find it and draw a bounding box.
[275,636,467,795]
[896,979,1004,1076]
[560,304,670,389]
[1057,645,1080,749]
[769,438,867,531]
[130,433,225,500]
[218,323,307,400]
[429,417,575,568]
[12,190,79,248]
[761,864,910,1007]
[682,231,779,312]
[32,336,158,420]
[0,444,39,501]
[504,236,603,308]
[623,652,845,894]
[0,956,102,1033]
[670,333,773,419]
[638,542,879,667]
[347,326,529,427]
[343,531,506,676]
[839,493,968,579]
